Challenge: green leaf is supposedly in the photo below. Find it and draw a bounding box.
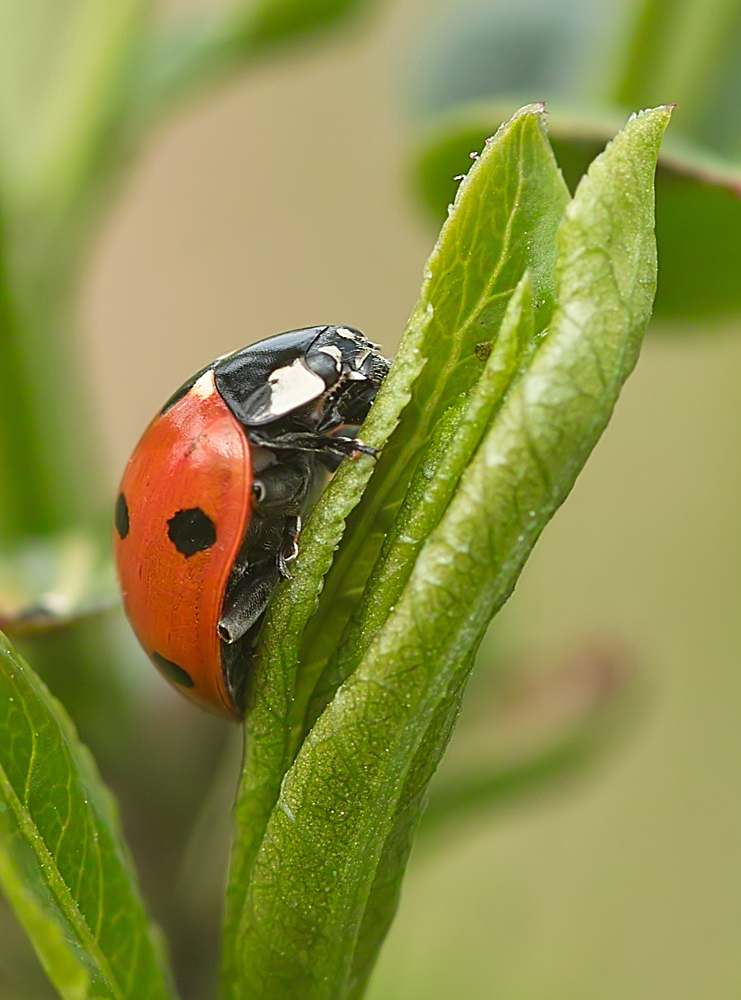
[345,656,472,1000]
[305,274,536,734]
[0,633,177,1000]
[223,105,670,1000]
[297,103,570,732]
[413,102,741,322]
[408,0,612,118]
[133,0,375,119]
[340,280,536,998]
[221,105,568,995]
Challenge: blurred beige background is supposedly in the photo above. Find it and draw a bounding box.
[83,0,741,997]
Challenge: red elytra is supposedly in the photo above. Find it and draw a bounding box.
[114,370,251,718]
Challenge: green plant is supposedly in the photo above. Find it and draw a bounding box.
[0,84,671,997]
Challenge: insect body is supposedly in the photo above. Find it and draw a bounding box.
[114,326,390,718]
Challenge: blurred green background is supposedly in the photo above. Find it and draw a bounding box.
[2,0,741,996]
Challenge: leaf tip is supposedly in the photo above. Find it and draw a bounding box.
[626,104,675,135]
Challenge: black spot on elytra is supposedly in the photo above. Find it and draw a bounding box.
[167,507,216,557]
[152,652,195,689]
[114,493,130,539]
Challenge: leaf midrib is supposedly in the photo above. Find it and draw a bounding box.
[0,759,124,1000]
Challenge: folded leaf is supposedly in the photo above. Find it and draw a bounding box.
[306,273,536,733]
[220,107,569,993]
[225,106,671,1000]
[297,104,570,731]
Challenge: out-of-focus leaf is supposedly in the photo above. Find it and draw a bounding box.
[133,0,375,118]
[233,0,373,50]
[413,103,741,322]
[0,0,376,255]
[0,633,177,1000]
[0,531,117,637]
[420,639,638,838]
[0,0,146,213]
[223,106,671,1000]
[411,0,741,156]
[409,0,609,118]
[610,0,741,148]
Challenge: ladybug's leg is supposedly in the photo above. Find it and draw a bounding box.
[218,563,280,644]
[248,428,376,460]
[276,514,301,577]
[219,455,316,646]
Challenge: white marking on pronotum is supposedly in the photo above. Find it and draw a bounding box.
[191,369,216,399]
[317,344,342,368]
[265,358,326,417]
[334,326,361,342]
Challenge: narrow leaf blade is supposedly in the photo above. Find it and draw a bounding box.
[0,633,177,1000]
[342,278,536,996]
[219,321,420,991]
[298,104,571,726]
[306,274,536,731]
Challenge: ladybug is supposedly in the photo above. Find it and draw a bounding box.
[114,326,390,719]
